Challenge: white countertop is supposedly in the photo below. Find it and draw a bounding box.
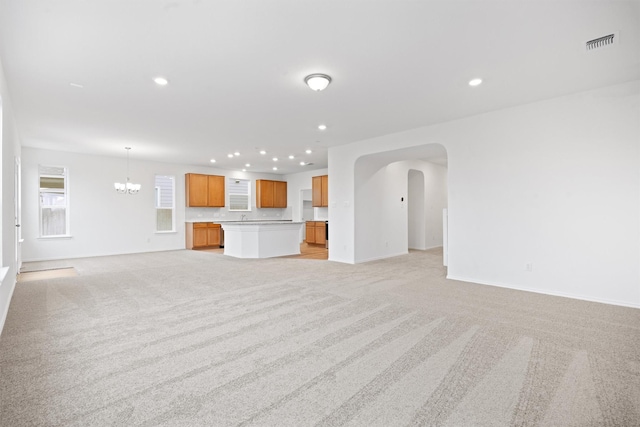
[222,221,304,225]
[186,219,293,223]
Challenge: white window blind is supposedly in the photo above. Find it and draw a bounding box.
[155,175,175,232]
[228,178,250,211]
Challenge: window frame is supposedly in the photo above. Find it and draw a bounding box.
[154,174,176,233]
[38,165,70,238]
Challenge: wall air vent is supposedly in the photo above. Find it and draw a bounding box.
[585,33,617,51]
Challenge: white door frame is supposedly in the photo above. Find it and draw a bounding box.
[15,156,22,273]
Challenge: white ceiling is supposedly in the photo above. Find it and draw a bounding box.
[0,0,638,174]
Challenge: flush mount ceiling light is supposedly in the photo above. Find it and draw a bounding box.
[468,78,483,87]
[153,77,168,86]
[304,73,332,91]
[114,147,141,194]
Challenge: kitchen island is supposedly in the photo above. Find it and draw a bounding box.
[221,221,304,258]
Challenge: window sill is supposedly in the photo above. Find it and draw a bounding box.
[38,235,73,240]
[155,231,177,234]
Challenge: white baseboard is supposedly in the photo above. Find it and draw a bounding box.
[447,274,640,310]
[21,247,187,263]
[355,251,408,264]
[0,267,17,338]
[409,245,443,251]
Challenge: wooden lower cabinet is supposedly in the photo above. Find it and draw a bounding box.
[305,222,315,243]
[305,221,326,245]
[186,222,221,249]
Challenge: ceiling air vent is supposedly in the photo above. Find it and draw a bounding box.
[585,33,617,51]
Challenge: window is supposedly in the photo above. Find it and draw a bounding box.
[228,178,250,211]
[39,165,69,237]
[155,175,175,232]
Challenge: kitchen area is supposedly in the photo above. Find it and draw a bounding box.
[184,172,328,259]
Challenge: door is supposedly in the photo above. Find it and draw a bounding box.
[193,224,208,247]
[274,181,287,208]
[312,176,322,207]
[207,175,225,207]
[321,175,328,207]
[257,180,274,208]
[207,225,221,246]
[15,157,22,272]
[187,174,208,207]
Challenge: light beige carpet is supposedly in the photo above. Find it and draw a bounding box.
[1,249,639,426]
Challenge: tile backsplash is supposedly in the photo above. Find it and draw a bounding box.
[185,207,292,221]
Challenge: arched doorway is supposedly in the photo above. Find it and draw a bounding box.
[353,143,448,263]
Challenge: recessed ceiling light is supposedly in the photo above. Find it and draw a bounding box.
[259,150,266,155]
[245,163,250,167]
[288,155,295,159]
[154,77,168,86]
[300,161,306,165]
[318,124,327,130]
[242,169,246,172]
[210,159,216,163]
[273,167,278,171]
[234,151,240,156]
[272,157,278,161]
[227,154,234,158]
[306,149,312,154]
[469,78,482,87]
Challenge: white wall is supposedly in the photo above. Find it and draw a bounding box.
[353,158,447,262]
[284,167,328,223]
[330,80,640,308]
[0,57,21,335]
[21,147,290,261]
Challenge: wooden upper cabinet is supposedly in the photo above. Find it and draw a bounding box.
[312,175,328,207]
[186,174,209,207]
[186,173,225,207]
[321,175,328,207]
[256,179,274,208]
[312,176,322,207]
[274,181,287,208]
[256,179,287,208]
[207,175,225,207]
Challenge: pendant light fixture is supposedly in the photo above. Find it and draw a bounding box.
[304,73,332,91]
[114,147,141,194]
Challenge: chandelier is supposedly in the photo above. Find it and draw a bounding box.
[114,147,141,194]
